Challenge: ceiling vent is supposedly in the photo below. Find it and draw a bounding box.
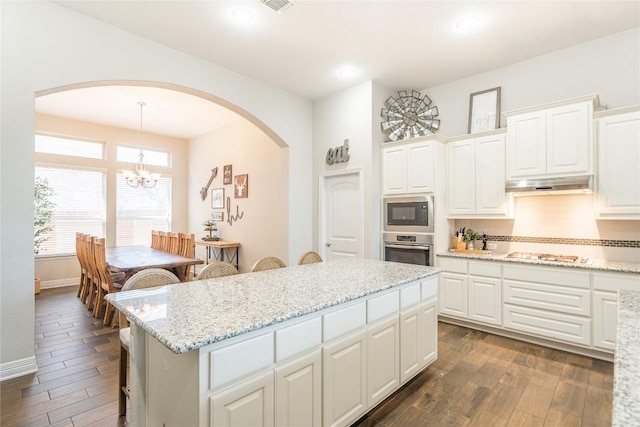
[261,0,295,14]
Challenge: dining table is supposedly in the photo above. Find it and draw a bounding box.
[106,245,203,282]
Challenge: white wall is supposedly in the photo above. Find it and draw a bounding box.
[426,27,640,137]
[188,120,288,272]
[0,1,311,375]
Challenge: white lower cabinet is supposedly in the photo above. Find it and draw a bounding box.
[592,291,618,351]
[275,350,322,427]
[366,316,399,408]
[323,330,367,427]
[468,276,502,326]
[439,272,468,317]
[210,371,275,427]
[400,299,438,384]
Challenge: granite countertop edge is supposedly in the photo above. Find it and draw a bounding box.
[106,259,440,354]
[437,251,640,274]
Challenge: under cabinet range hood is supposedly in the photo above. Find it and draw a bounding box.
[505,175,593,196]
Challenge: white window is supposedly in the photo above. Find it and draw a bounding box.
[36,134,104,159]
[117,146,170,167]
[34,166,106,256]
[116,174,172,246]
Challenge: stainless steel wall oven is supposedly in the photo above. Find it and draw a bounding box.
[383,232,434,267]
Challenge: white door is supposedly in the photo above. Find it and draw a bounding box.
[321,171,363,261]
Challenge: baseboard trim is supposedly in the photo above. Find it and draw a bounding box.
[41,278,78,290]
[0,355,38,381]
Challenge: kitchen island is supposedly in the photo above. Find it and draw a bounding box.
[106,258,439,426]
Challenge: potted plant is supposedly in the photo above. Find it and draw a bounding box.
[34,177,55,294]
[463,228,481,250]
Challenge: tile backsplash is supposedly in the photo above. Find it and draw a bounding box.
[455,194,640,263]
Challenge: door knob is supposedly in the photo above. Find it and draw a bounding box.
[325,242,332,247]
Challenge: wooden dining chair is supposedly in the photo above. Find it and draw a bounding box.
[196,261,239,280]
[297,251,323,265]
[178,233,196,279]
[250,256,286,272]
[83,235,99,311]
[157,231,168,252]
[75,232,88,300]
[151,230,161,250]
[118,268,180,416]
[93,238,127,324]
[166,232,180,254]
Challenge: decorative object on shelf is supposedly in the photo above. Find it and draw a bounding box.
[211,211,224,222]
[234,174,248,198]
[202,220,219,241]
[200,167,218,201]
[326,139,350,165]
[380,90,440,141]
[468,86,501,134]
[211,188,224,209]
[122,102,161,189]
[223,164,232,185]
[226,196,244,226]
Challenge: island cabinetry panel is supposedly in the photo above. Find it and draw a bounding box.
[447,132,511,218]
[382,138,437,195]
[506,97,594,179]
[366,316,400,408]
[210,371,275,427]
[596,109,640,219]
[275,350,322,427]
[592,272,640,351]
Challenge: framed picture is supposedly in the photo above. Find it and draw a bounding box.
[234,174,248,198]
[211,211,224,222]
[223,164,232,185]
[211,188,225,209]
[468,87,501,134]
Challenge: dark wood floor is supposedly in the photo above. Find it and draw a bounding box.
[2,286,613,426]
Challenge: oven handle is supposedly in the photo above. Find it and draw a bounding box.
[384,244,431,251]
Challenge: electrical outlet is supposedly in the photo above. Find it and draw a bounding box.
[487,243,497,250]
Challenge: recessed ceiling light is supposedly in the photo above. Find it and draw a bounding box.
[456,15,480,30]
[338,67,356,78]
[231,8,254,23]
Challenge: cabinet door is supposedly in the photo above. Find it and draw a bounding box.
[399,306,420,384]
[439,272,468,318]
[597,111,640,217]
[210,371,274,427]
[506,111,547,179]
[593,291,618,352]
[546,102,591,176]
[382,146,407,195]
[475,134,507,214]
[275,350,322,427]
[367,316,399,408]
[468,275,502,326]
[323,330,367,427]
[447,139,475,214]
[419,300,437,367]
[406,142,434,193]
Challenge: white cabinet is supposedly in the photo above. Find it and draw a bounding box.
[596,109,640,219]
[382,138,439,194]
[366,316,399,408]
[468,275,502,326]
[447,132,511,217]
[323,330,367,427]
[439,272,468,318]
[506,97,595,180]
[211,371,275,427]
[275,350,322,427]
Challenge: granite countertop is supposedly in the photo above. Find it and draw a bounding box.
[105,258,439,354]
[437,251,640,274]
[612,290,640,427]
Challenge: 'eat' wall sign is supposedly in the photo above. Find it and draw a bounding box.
[326,139,350,165]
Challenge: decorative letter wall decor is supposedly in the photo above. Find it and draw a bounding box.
[226,196,244,226]
[326,139,351,165]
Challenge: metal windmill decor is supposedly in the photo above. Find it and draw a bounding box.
[381,90,440,141]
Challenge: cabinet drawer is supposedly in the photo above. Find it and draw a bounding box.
[209,332,274,391]
[592,273,640,292]
[504,279,590,316]
[469,261,501,277]
[400,283,420,310]
[504,304,590,346]
[439,257,467,274]
[503,264,590,289]
[275,317,321,362]
[368,290,399,323]
[421,277,437,301]
[323,302,366,342]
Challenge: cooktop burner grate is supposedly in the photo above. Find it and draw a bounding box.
[506,252,579,262]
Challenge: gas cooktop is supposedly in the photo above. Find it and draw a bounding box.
[506,252,588,263]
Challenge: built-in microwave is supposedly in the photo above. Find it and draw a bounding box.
[383,195,434,233]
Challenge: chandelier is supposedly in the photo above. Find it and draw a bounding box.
[122,102,160,189]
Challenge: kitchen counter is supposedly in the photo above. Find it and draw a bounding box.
[106,258,439,354]
[612,290,640,427]
[437,251,640,274]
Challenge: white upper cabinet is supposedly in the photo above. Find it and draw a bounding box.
[505,96,597,180]
[447,131,511,217]
[382,136,444,195]
[595,108,640,219]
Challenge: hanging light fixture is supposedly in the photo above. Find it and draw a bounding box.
[122,102,160,189]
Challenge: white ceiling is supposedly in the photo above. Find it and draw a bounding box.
[40,0,639,139]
